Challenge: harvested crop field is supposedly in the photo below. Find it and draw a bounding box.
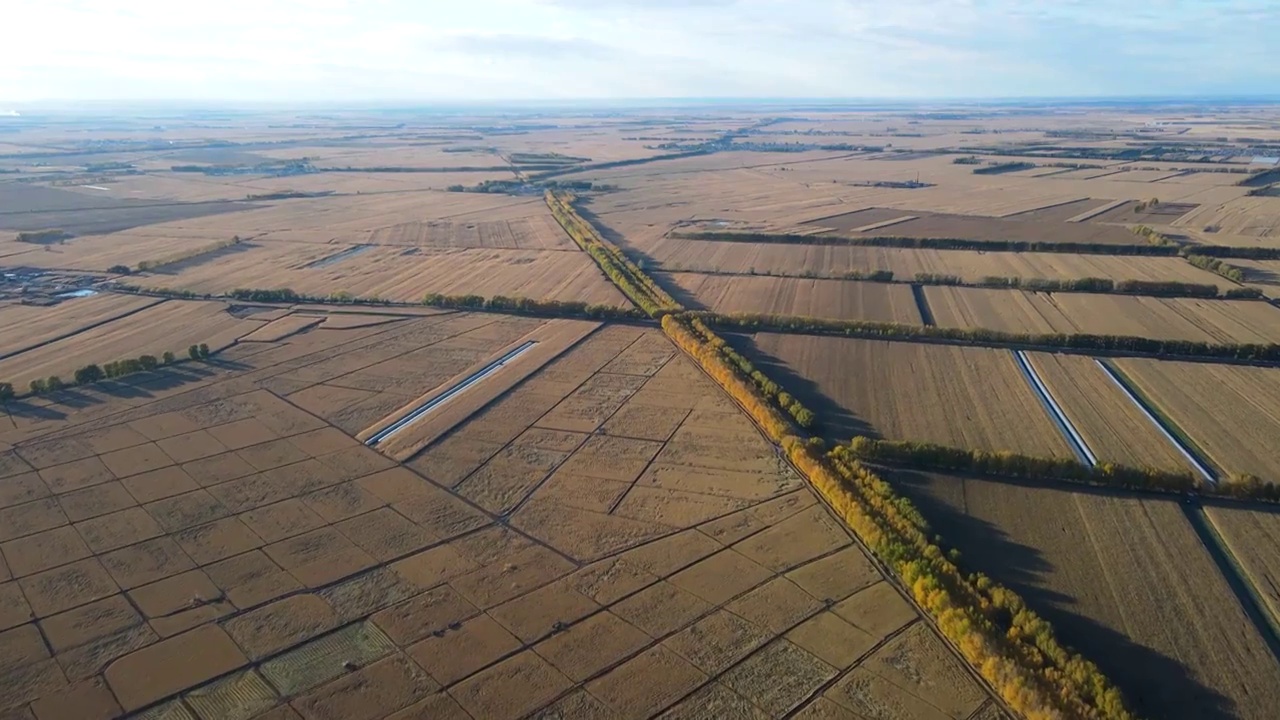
[1025,352,1197,473]
[1111,359,1280,481]
[658,272,922,324]
[0,298,264,387]
[1202,503,1280,624]
[367,215,575,250]
[645,236,1233,289]
[893,470,1280,720]
[923,286,1280,344]
[1087,200,1200,224]
[0,293,161,358]
[810,206,1142,245]
[745,333,1073,457]
[0,311,996,719]
[141,241,630,306]
[1001,197,1115,223]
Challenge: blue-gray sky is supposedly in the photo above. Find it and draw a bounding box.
[3,0,1277,101]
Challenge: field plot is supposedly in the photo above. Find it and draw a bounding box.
[894,471,1280,720]
[811,206,1143,245]
[367,215,575,250]
[141,242,629,307]
[0,293,161,358]
[1001,198,1113,223]
[0,230,256,272]
[1025,353,1197,473]
[646,236,1233,289]
[1087,200,1200,224]
[1203,504,1280,625]
[0,299,264,387]
[924,286,1280,344]
[0,312,994,719]
[747,333,1073,457]
[659,272,922,324]
[1111,359,1280,480]
[0,182,252,235]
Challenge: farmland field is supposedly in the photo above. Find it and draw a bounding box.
[0,299,265,387]
[745,332,1073,457]
[1024,352,1197,473]
[924,286,1280,344]
[810,206,1143,244]
[644,236,1234,289]
[658,272,923,323]
[0,311,995,718]
[894,470,1280,720]
[140,242,629,306]
[1203,503,1280,624]
[0,293,161,358]
[1111,359,1280,481]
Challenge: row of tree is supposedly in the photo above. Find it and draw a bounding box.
[135,237,243,273]
[659,311,1135,718]
[815,443,1136,719]
[545,191,679,316]
[421,293,644,319]
[844,436,1199,492]
[13,347,207,400]
[683,317,815,428]
[689,310,1280,363]
[1185,254,1247,283]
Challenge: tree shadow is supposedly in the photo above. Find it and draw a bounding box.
[722,331,878,442]
[887,467,1237,720]
[2,399,67,421]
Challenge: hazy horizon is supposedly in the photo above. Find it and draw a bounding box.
[5,0,1278,103]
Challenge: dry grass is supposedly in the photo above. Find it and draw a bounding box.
[659,273,922,324]
[1025,352,1196,473]
[894,470,1280,720]
[1113,359,1280,480]
[750,332,1073,457]
[1203,504,1280,624]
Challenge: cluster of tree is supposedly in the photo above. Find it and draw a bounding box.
[1131,224,1176,247]
[1185,254,1247,283]
[546,191,679,317]
[659,315,1133,718]
[228,288,302,303]
[188,344,210,360]
[244,190,332,201]
[107,265,132,275]
[688,310,1280,362]
[846,436,1198,492]
[972,161,1037,175]
[952,156,982,164]
[682,317,815,428]
[15,229,73,244]
[1186,245,1280,260]
[675,230,1179,257]
[0,383,12,402]
[1132,198,1161,213]
[136,237,242,273]
[422,293,644,319]
[973,275,1227,298]
[809,442,1136,719]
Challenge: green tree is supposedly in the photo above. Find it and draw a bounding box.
[29,378,46,394]
[162,351,176,365]
[0,382,13,402]
[198,343,210,358]
[45,376,65,392]
[188,345,200,360]
[138,355,158,371]
[74,364,104,385]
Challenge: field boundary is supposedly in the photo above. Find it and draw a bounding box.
[0,296,166,361]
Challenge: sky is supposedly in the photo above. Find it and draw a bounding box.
[2,0,1278,102]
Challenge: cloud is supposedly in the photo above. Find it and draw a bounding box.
[1,0,1277,101]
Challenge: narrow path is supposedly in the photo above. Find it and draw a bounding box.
[1013,350,1096,465]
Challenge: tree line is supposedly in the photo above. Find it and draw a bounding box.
[7,346,208,401]
[422,293,644,320]
[546,191,680,317]
[683,317,815,428]
[659,313,1135,718]
[1185,254,1247,283]
[688,310,1280,363]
